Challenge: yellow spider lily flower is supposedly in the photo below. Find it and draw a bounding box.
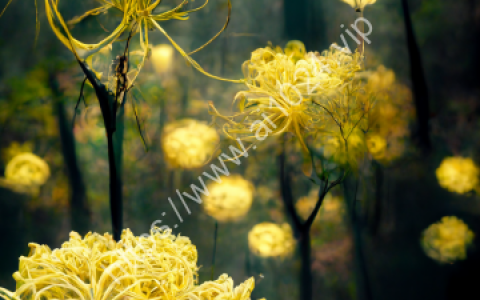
[210,42,362,153]
[45,0,241,86]
[436,156,479,194]
[421,216,474,264]
[0,228,259,300]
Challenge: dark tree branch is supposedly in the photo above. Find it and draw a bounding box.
[401,0,432,153]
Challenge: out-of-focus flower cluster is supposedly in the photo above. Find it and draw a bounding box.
[364,65,414,163]
[421,216,474,264]
[0,153,50,195]
[435,156,479,194]
[0,228,258,300]
[162,119,219,169]
[248,222,295,258]
[210,41,363,153]
[202,175,254,222]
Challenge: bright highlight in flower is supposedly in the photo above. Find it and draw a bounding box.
[435,156,479,194]
[0,228,259,300]
[0,153,50,195]
[162,119,219,169]
[421,216,474,264]
[340,0,377,11]
[202,175,254,222]
[248,223,295,258]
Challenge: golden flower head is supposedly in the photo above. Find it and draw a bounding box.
[421,216,474,264]
[210,42,362,153]
[0,228,259,300]
[248,223,295,258]
[340,0,377,11]
[180,274,256,300]
[0,153,50,195]
[436,156,479,194]
[162,119,219,169]
[202,175,254,222]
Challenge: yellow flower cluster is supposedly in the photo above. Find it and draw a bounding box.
[0,153,50,195]
[320,124,367,167]
[162,119,219,169]
[202,175,254,222]
[0,228,258,300]
[210,41,363,152]
[296,189,344,222]
[248,223,295,258]
[435,156,479,194]
[364,65,413,163]
[421,216,474,264]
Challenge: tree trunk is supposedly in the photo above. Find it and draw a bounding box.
[50,74,90,235]
[299,229,312,300]
[401,0,431,153]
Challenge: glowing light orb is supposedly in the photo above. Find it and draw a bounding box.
[151,44,174,75]
[340,0,377,11]
[421,216,474,264]
[436,156,479,194]
[248,223,295,258]
[5,153,50,186]
[162,119,219,169]
[202,175,254,222]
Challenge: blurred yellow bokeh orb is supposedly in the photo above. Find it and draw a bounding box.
[421,216,474,264]
[5,153,50,186]
[248,223,295,258]
[162,119,219,169]
[366,134,387,160]
[151,44,174,75]
[435,156,479,194]
[202,175,254,222]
